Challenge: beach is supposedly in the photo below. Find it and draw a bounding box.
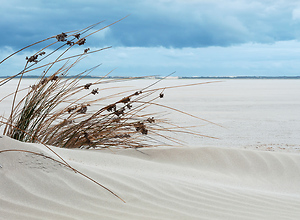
[1,79,300,219]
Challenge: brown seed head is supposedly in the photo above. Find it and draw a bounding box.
[56,32,67,42]
[78,38,86,46]
[84,83,92,89]
[91,88,99,95]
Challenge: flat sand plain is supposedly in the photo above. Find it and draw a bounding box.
[1,79,300,219]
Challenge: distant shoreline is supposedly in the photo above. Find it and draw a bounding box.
[178,76,300,79]
[1,75,300,79]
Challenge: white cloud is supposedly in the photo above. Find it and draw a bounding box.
[1,0,300,77]
[1,0,300,49]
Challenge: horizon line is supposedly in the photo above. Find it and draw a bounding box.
[1,75,300,79]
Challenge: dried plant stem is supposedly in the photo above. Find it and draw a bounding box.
[134,100,223,127]
[1,120,72,165]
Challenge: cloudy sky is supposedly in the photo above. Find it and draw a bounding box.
[1,0,300,77]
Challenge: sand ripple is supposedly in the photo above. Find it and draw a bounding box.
[1,136,300,220]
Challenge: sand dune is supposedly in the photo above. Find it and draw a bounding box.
[1,135,300,220]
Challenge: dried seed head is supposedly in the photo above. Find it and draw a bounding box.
[66,41,74,46]
[134,122,148,134]
[141,128,148,135]
[26,54,38,63]
[114,108,125,117]
[56,32,67,42]
[40,78,48,85]
[84,48,90,53]
[77,38,86,46]
[147,117,155,123]
[159,93,164,98]
[91,88,99,95]
[120,97,130,104]
[26,51,45,63]
[126,103,132,109]
[106,104,116,112]
[84,83,92,89]
[74,33,80,39]
[134,91,142,96]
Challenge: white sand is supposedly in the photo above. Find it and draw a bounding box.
[1,136,300,220]
[1,79,300,219]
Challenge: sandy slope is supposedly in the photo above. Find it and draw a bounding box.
[1,135,300,220]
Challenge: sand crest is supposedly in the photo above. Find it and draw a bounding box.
[1,135,300,220]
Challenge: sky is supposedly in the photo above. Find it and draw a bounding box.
[1,0,300,77]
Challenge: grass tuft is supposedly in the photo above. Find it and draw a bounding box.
[0,18,219,201]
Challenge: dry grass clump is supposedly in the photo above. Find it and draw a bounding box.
[0,18,219,201]
[0,18,217,150]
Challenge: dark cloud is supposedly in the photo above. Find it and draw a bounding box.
[1,0,300,50]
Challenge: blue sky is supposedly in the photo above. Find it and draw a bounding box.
[1,0,300,77]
